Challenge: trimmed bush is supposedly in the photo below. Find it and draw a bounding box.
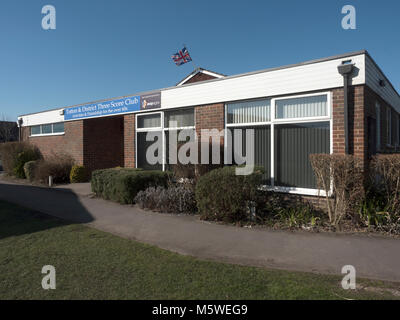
[70,165,89,183]
[24,160,38,182]
[195,166,264,222]
[135,184,196,214]
[91,168,170,204]
[34,153,75,184]
[0,142,41,178]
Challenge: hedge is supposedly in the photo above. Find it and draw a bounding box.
[91,168,170,204]
[195,166,264,222]
[70,165,89,183]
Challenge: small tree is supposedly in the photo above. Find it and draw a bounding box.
[310,154,365,228]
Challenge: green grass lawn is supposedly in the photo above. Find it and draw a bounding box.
[0,200,399,300]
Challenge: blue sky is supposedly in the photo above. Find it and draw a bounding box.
[0,0,399,120]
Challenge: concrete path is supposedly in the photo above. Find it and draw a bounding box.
[1,179,400,282]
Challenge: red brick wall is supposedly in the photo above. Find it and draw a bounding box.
[23,120,84,164]
[83,116,124,172]
[332,85,367,167]
[195,103,225,133]
[23,117,125,173]
[123,114,135,168]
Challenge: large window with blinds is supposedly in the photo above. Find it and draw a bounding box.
[226,93,331,194]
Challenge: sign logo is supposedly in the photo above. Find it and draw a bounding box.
[140,92,161,110]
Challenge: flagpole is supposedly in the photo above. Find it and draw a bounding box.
[184,43,198,71]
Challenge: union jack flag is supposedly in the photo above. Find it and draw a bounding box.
[171,47,192,66]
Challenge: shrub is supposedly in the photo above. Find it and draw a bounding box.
[195,166,263,222]
[370,154,400,215]
[0,142,41,177]
[24,160,38,182]
[34,153,75,184]
[135,184,196,214]
[91,168,170,204]
[70,165,89,183]
[310,154,365,228]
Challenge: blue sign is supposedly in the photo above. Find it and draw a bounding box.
[64,95,141,121]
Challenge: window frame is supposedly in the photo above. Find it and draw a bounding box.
[226,98,272,127]
[135,109,196,171]
[225,91,332,196]
[29,122,65,137]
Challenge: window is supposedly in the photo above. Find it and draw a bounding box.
[226,93,331,194]
[30,122,65,136]
[387,107,392,146]
[227,99,271,124]
[41,124,52,134]
[30,125,41,135]
[164,108,194,128]
[53,122,65,133]
[275,95,327,119]
[274,122,330,189]
[376,103,381,150]
[230,125,271,185]
[137,113,161,129]
[135,109,195,171]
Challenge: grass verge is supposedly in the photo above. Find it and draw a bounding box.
[0,200,399,300]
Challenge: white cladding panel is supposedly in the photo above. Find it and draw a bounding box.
[365,55,400,113]
[19,109,64,127]
[161,54,366,109]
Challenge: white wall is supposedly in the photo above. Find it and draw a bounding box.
[161,54,366,109]
[19,108,64,127]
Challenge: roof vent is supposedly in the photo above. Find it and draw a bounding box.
[59,109,65,115]
[379,79,386,87]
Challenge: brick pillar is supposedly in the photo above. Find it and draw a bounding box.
[195,103,225,165]
[332,85,367,169]
[124,114,135,168]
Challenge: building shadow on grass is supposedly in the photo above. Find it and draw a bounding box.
[0,182,94,239]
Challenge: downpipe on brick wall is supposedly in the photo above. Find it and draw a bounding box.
[337,61,355,154]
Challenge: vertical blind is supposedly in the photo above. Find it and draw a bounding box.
[137,114,161,129]
[230,126,271,185]
[275,95,327,119]
[136,131,162,170]
[227,99,271,124]
[164,108,194,128]
[274,122,330,189]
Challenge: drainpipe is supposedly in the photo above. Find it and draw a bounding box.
[17,118,23,142]
[337,61,354,154]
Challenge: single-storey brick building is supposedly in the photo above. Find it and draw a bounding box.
[18,50,400,196]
